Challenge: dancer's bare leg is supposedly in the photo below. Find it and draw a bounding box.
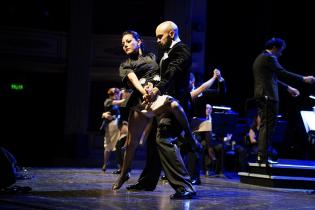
[102,150,111,172]
[112,110,151,190]
[168,101,201,151]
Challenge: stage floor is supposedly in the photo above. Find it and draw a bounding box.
[0,167,314,210]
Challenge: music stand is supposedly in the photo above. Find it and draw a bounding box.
[210,112,239,178]
[211,112,239,137]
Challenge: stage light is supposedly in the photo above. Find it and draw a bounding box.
[212,105,231,111]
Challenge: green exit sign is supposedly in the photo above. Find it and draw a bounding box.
[10,83,24,91]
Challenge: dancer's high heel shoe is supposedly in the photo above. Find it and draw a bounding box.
[112,173,130,190]
[101,164,106,172]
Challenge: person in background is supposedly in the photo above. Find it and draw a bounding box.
[190,69,226,100]
[188,69,227,178]
[179,69,224,184]
[192,104,218,176]
[101,88,124,172]
[112,88,131,174]
[253,37,315,164]
[248,114,261,154]
[190,69,227,118]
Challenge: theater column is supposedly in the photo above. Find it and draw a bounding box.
[64,0,93,157]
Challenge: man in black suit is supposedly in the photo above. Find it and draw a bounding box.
[126,21,198,199]
[253,37,315,164]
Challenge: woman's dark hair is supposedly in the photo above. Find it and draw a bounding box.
[107,87,120,96]
[264,37,286,50]
[122,30,144,53]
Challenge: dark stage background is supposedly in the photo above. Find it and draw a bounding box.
[0,0,314,165]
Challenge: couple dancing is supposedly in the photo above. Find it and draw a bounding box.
[112,21,220,199]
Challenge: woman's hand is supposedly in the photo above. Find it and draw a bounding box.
[143,87,159,103]
[102,112,113,120]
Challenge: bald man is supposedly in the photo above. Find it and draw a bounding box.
[127,21,197,199]
[146,21,190,106]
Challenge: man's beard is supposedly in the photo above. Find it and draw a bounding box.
[157,35,172,52]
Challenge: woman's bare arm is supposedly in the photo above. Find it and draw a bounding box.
[127,72,147,95]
